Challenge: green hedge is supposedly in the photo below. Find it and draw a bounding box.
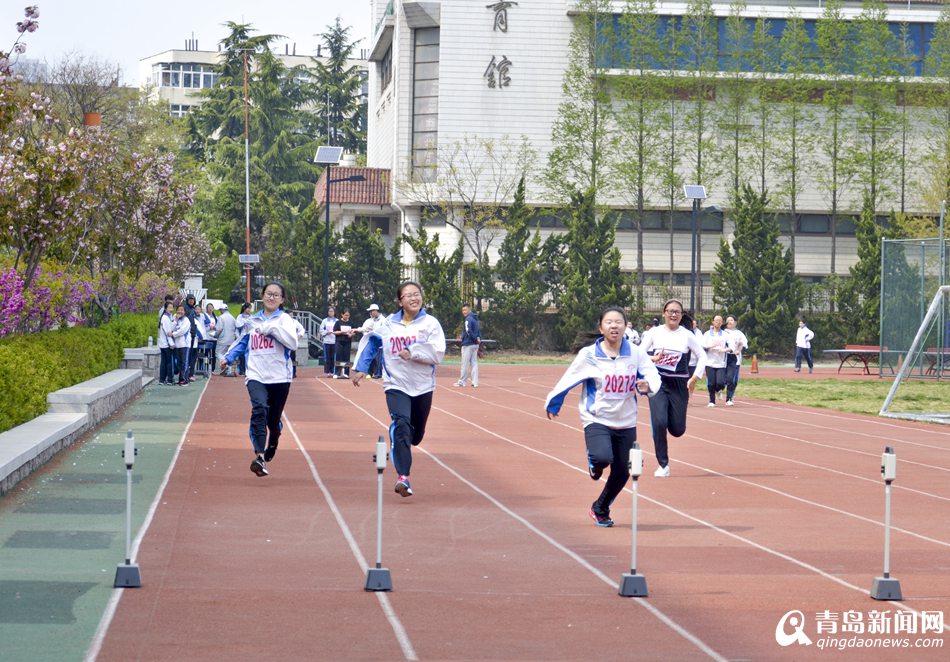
[0,313,155,433]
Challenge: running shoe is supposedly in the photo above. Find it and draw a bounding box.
[250,456,269,477]
[454,382,465,387]
[725,400,734,407]
[588,509,614,527]
[654,465,670,478]
[588,462,603,481]
[264,439,278,462]
[394,475,413,497]
[707,402,716,408]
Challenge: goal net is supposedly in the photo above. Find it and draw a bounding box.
[880,285,950,423]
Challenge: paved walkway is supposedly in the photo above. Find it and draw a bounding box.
[0,379,207,662]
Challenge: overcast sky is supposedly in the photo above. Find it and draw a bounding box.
[10,1,371,86]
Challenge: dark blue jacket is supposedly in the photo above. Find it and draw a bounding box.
[461,312,481,347]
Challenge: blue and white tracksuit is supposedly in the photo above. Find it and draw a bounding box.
[545,338,661,518]
[224,309,299,457]
[354,309,446,478]
[640,325,707,469]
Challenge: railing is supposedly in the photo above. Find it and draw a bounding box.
[375,0,395,37]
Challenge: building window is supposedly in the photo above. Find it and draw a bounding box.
[152,62,219,90]
[379,45,393,91]
[169,104,193,118]
[411,28,440,183]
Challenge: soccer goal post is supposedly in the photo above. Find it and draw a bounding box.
[880,285,950,423]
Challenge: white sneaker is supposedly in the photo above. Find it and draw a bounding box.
[707,402,716,408]
[472,384,478,388]
[725,400,734,407]
[454,382,465,387]
[654,465,670,478]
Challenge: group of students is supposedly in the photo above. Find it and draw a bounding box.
[157,296,254,386]
[545,300,755,527]
[218,280,444,485]
[215,282,744,533]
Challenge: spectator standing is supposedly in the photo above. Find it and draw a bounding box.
[333,310,355,378]
[319,307,338,378]
[221,283,299,478]
[455,303,481,388]
[545,307,660,527]
[172,305,192,385]
[158,302,177,385]
[215,304,237,376]
[352,281,446,498]
[639,299,707,477]
[183,294,201,380]
[703,315,728,407]
[234,303,252,376]
[723,315,748,405]
[358,304,384,378]
[795,319,815,373]
[624,321,640,345]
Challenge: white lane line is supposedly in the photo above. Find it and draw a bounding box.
[283,414,418,662]
[442,382,950,504]
[318,380,727,661]
[87,379,211,662]
[430,404,949,633]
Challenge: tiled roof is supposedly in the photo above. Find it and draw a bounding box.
[314,166,391,206]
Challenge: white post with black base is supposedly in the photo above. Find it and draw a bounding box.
[365,435,393,591]
[618,442,648,597]
[871,446,902,600]
[114,430,142,588]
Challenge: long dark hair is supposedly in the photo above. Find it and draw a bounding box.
[570,306,627,353]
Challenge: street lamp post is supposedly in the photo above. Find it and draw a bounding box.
[684,185,707,313]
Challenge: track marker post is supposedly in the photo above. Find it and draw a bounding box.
[870,446,902,600]
[618,442,648,597]
[114,429,142,588]
[365,435,393,591]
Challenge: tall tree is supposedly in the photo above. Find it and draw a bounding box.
[679,0,720,305]
[489,177,550,347]
[403,225,464,319]
[774,10,815,257]
[712,184,802,354]
[556,188,634,345]
[656,12,685,279]
[923,2,950,208]
[614,0,667,296]
[306,17,367,154]
[815,0,856,278]
[545,0,617,201]
[748,16,777,195]
[717,1,753,199]
[849,0,902,214]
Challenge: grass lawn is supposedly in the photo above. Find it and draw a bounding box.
[739,377,950,418]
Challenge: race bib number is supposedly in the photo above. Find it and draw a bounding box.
[654,349,683,373]
[250,333,278,355]
[390,335,416,354]
[603,373,638,400]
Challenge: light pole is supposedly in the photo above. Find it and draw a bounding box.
[684,185,707,313]
[315,146,364,313]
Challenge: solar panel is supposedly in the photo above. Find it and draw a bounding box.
[683,185,707,200]
[314,146,344,164]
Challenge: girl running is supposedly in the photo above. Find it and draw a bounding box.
[545,307,660,527]
[352,281,446,498]
[221,283,299,478]
[639,299,707,477]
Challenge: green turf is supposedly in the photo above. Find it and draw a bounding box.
[739,377,950,417]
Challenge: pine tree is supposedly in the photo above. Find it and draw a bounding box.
[556,188,634,345]
[403,225,464,319]
[490,177,548,346]
[306,18,367,154]
[712,184,802,353]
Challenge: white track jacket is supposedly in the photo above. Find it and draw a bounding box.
[545,338,661,430]
[224,309,299,384]
[640,325,708,381]
[354,309,445,397]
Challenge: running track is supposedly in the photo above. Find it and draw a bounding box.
[92,365,950,661]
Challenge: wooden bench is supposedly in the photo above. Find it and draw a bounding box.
[823,345,890,375]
